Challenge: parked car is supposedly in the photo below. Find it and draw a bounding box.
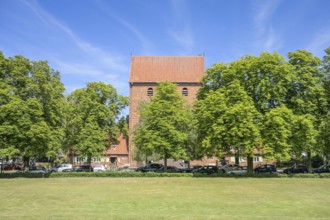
[155,166,182,173]
[28,166,47,173]
[221,166,247,176]
[74,165,93,172]
[180,165,203,173]
[254,164,277,174]
[313,164,330,173]
[93,165,107,172]
[136,163,163,172]
[62,168,74,172]
[193,165,219,175]
[220,164,240,171]
[3,162,14,171]
[50,164,73,172]
[283,165,308,174]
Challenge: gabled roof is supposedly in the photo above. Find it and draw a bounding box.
[129,56,205,83]
[105,135,128,155]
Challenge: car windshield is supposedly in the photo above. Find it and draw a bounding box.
[317,164,327,169]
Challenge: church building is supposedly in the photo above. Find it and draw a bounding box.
[128,56,205,166]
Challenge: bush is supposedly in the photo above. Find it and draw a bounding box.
[1,171,329,178]
[192,172,280,178]
[319,173,330,178]
[0,172,50,178]
[286,173,320,178]
[49,171,193,178]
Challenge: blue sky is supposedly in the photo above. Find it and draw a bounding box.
[1,0,330,97]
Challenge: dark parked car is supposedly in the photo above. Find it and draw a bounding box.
[136,163,163,172]
[155,166,181,173]
[283,165,308,174]
[193,165,219,175]
[63,165,93,172]
[74,165,93,172]
[313,164,330,173]
[254,164,277,174]
[180,165,203,173]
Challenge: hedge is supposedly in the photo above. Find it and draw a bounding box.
[0,171,193,178]
[1,172,330,178]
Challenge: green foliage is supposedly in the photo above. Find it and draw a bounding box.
[195,79,261,171]
[65,82,128,161]
[198,50,328,167]
[261,106,294,160]
[133,82,191,167]
[2,172,330,179]
[0,52,65,160]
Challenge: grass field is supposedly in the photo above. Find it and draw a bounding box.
[0,178,329,220]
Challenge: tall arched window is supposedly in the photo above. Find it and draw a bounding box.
[182,88,188,96]
[147,88,153,96]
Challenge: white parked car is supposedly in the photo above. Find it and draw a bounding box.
[220,166,248,176]
[93,165,107,172]
[50,164,73,172]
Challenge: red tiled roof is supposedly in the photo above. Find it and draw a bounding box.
[129,56,205,83]
[105,135,128,155]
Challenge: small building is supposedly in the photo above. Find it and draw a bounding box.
[104,135,129,168]
[70,135,129,168]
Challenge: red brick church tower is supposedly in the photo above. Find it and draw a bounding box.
[128,56,205,166]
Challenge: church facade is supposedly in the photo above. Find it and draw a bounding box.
[128,56,205,166]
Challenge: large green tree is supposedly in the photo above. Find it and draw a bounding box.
[287,50,326,170]
[319,47,330,162]
[133,82,190,171]
[65,82,128,166]
[197,50,327,171]
[0,52,65,166]
[195,80,261,172]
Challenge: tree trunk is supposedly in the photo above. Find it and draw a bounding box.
[87,154,92,171]
[164,151,167,172]
[307,150,312,173]
[235,148,240,165]
[23,156,29,171]
[247,155,254,174]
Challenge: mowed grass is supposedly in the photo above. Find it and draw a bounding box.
[0,178,329,220]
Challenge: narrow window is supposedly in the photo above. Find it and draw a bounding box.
[147,88,153,96]
[182,88,188,96]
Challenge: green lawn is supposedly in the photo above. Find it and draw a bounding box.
[0,178,329,220]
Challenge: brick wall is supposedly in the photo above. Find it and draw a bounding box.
[129,83,201,167]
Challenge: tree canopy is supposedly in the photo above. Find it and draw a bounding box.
[0,52,65,165]
[64,82,128,164]
[133,82,191,170]
[196,49,329,171]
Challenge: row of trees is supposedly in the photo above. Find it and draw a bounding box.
[0,51,128,167]
[133,48,330,172]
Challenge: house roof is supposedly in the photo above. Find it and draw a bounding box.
[129,56,205,83]
[105,135,128,155]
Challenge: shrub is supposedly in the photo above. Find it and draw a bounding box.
[49,171,193,178]
[319,173,330,178]
[0,172,50,178]
[286,173,320,178]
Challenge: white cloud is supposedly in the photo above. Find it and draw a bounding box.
[113,16,154,54]
[93,1,154,54]
[20,0,128,72]
[169,27,195,54]
[168,0,195,54]
[19,0,129,95]
[307,28,330,56]
[251,0,282,52]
